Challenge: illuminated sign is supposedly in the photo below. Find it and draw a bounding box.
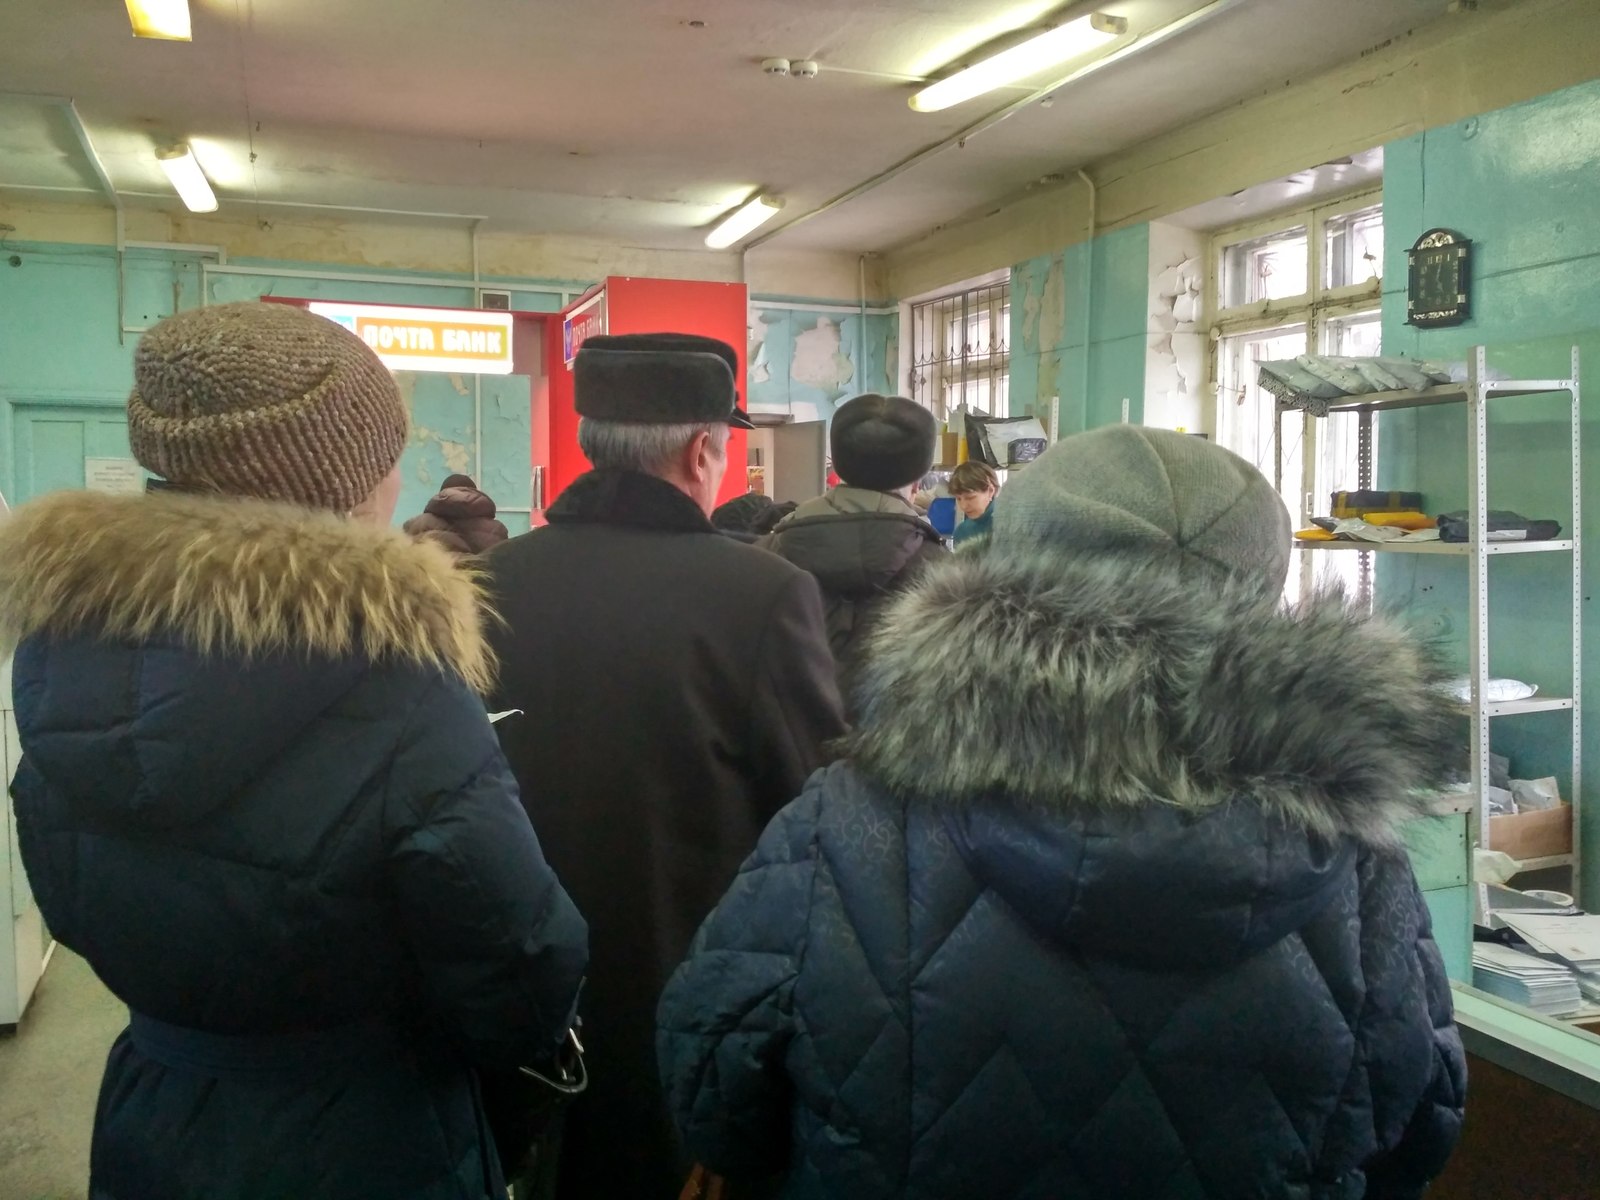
[307,302,515,374]
[563,291,607,367]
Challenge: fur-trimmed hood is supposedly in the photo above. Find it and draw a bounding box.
[0,489,492,692]
[848,546,1460,849]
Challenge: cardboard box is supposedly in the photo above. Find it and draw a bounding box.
[1489,804,1573,861]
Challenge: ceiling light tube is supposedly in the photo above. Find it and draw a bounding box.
[157,144,217,213]
[706,194,785,249]
[126,0,192,41]
[911,13,1127,112]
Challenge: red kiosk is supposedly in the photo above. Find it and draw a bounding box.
[543,277,748,512]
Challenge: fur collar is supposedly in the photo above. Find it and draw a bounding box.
[846,547,1461,847]
[0,490,492,692]
[546,468,713,534]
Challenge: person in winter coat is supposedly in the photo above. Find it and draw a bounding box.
[660,425,1466,1200]
[0,302,588,1200]
[481,332,847,1199]
[404,473,511,558]
[712,492,792,543]
[762,394,946,704]
[948,458,999,545]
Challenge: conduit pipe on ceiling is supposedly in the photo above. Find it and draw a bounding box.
[472,219,484,492]
[859,254,869,394]
[0,94,234,337]
[744,0,1252,251]
[1076,167,1096,434]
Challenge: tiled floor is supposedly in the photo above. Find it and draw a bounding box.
[0,950,124,1200]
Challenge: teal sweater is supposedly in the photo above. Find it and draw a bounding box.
[953,503,994,545]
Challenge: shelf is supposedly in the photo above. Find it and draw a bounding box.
[1429,792,1476,816]
[1301,379,1576,416]
[1487,697,1575,718]
[1296,539,1573,555]
[1512,854,1576,873]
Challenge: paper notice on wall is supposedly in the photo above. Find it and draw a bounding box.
[84,458,144,495]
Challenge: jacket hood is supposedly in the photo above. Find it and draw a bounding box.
[766,487,941,596]
[0,489,492,690]
[1,490,494,828]
[845,547,1460,967]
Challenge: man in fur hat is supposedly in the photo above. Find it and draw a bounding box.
[481,332,846,1199]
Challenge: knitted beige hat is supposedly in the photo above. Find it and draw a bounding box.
[128,301,409,512]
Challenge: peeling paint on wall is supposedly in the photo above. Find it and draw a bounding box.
[746,303,897,423]
[1145,222,1207,433]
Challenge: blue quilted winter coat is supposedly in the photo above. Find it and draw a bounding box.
[660,550,1467,1200]
[1,490,588,1200]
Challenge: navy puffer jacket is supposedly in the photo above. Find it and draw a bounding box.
[1,489,588,1200]
[660,549,1466,1200]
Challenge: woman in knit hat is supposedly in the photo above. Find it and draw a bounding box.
[662,426,1465,1199]
[405,473,512,559]
[0,301,587,1200]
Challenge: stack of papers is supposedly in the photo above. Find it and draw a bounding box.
[1476,884,1580,930]
[1473,943,1583,1016]
[1499,914,1600,972]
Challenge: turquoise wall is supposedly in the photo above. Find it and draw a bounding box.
[1378,77,1600,903]
[1,241,864,520]
[0,241,571,528]
[747,304,897,422]
[1010,223,1150,432]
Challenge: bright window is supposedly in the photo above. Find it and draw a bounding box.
[1325,205,1385,291]
[1208,189,1384,602]
[1220,227,1309,308]
[909,280,1010,421]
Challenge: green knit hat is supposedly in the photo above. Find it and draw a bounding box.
[993,426,1292,600]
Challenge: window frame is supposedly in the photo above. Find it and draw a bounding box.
[906,279,1011,423]
[1206,186,1385,601]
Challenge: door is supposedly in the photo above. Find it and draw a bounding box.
[770,421,827,505]
[8,401,136,503]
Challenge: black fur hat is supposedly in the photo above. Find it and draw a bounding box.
[576,333,754,429]
[831,394,938,492]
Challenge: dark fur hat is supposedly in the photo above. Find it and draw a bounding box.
[831,394,938,492]
[576,333,754,429]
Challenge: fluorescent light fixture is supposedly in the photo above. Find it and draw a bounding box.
[126,0,192,40]
[157,144,218,213]
[706,194,785,249]
[910,12,1127,112]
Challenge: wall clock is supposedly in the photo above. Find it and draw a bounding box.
[1406,228,1472,328]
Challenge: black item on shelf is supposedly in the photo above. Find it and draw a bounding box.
[1436,510,1562,543]
[1009,437,1048,466]
[965,413,1051,469]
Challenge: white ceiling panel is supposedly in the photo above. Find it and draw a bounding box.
[0,0,1456,253]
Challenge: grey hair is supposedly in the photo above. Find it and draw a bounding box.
[577,418,730,476]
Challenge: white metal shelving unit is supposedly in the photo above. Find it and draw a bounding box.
[1288,346,1582,899]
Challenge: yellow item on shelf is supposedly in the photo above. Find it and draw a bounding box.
[1363,511,1436,531]
[1331,490,1423,518]
[1295,528,1336,542]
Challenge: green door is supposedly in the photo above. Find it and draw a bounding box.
[4,377,533,534]
[6,401,137,504]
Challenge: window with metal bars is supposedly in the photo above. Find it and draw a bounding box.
[907,281,1011,423]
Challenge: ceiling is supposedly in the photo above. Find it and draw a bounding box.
[0,0,1458,255]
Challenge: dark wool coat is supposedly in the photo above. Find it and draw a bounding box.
[481,468,848,1199]
[0,490,588,1200]
[660,548,1467,1200]
[761,486,946,705]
